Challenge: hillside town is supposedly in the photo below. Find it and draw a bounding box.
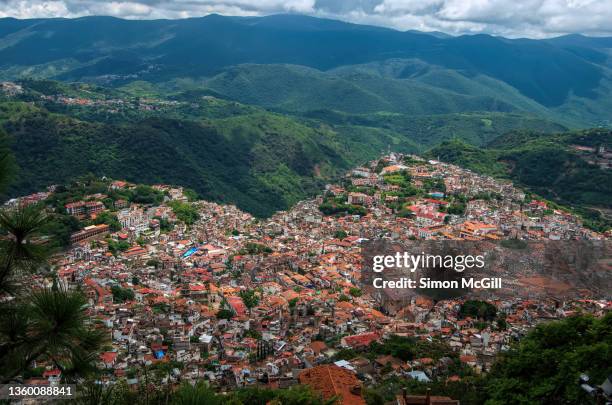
[4,153,611,404]
[0,80,232,116]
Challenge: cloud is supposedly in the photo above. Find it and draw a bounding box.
[0,0,611,38]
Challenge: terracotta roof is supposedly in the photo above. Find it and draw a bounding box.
[309,341,328,354]
[342,332,379,348]
[298,365,366,405]
[100,352,117,364]
[398,393,459,405]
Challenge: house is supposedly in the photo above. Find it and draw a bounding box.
[348,192,368,205]
[100,352,118,369]
[70,224,109,244]
[226,296,248,317]
[65,200,105,218]
[42,369,62,384]
[396,389,460,405]
[298,365,366,405]
[381,165,408,174]
[341,332,379,349]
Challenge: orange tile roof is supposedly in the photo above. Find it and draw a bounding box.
[298,365,366,405]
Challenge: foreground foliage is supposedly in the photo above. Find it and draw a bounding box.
[0,156,105,383]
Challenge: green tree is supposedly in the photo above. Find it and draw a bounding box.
[0,129,16,194]
[93,211,121,232]
[0,204,50,293]
[485,314,612,405]
[0,287,106,383]
[216,309,234,320]
[171,381,222,405]
[239,289,260,315]
[183,188,199,202]
[459,300,497,321]
[334,230,348,240]
[0,143,104,384]
[111,285,135,303]
[130,185,164,205]
[169,201,200,225]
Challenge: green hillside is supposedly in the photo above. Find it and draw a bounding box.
[1,105,356,217]
[0,78,579,217]
[1,15,611,129]
[0,14,608,110]
[202,63,550,117]
[303,110,566,148]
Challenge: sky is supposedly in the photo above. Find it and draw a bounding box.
[1,0,612,38]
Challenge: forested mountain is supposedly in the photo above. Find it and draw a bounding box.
[0,14,611,126]
[0,101,352,217]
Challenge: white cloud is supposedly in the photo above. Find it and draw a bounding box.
[0,1,74,19]
[0,0,611,38]
[373,0,443,14]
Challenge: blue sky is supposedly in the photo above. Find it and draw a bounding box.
[1,0,611,38]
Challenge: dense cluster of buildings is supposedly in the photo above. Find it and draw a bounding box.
[6,153,610,403]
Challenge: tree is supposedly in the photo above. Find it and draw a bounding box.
[40,212,81,248]
[216,309,234,320]
[0,287,106,383]
[93,211,121,232]
[230,384,338,405]
[0,130,16,194]
[0,174,104,383]
[239,289,260,315]
[447,202,466,215]
[459,300,497,321]
[169,201,200,225]
[183,188,199,202]
[111,285,135,303]
[334,230,348,240]
[349,287,362,297]
[171,381,223,405]
[0,204,50,294]
[130,185,164,205]
[485,314,612,404]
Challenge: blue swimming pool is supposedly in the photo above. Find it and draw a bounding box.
[182,247,198,258]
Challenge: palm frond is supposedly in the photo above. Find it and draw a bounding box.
[1,288,105,383]
[0,205,50,271]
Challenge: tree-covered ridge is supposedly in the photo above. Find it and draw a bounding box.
[1,103,354,217]
[0,14,610,120]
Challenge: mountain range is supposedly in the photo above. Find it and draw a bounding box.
[0,14,610,222]
[1,14,611,126]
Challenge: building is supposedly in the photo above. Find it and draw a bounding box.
[70,224,110,244]
[117,207,149,235]
[348,192,368,205]
[65,201,105,218]
[298,365,366,405]
[397,389,460,405]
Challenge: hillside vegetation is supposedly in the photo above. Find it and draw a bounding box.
[2,78,573,217]
[2,105,354,217]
